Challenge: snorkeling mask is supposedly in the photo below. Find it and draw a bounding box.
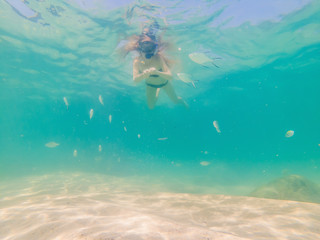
[138,32,158,59]
[138,21,160,58]
[139,40,158,58]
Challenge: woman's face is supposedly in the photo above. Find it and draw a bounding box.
[139,40,157,53]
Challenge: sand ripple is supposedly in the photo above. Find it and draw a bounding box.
[0,172,320,240]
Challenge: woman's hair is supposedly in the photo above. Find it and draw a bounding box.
[118,29,177,68]
[121,34,140,56]
[120,31,170,55]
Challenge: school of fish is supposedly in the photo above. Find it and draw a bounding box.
[57,52,300,160]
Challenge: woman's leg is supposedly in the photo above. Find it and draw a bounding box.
[163,81,189,108]
[146,86,158,109]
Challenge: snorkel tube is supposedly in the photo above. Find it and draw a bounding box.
[145,52,153,59]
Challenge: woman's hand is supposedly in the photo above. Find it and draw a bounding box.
[148,67,158,75]
[141,70,150,79]
[143,67,157,78]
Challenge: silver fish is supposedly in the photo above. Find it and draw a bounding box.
[45,141,59,148]
[89,109,94,120]
[285,130,294,138]
[189,52,220,68]
[200,161,210,166]
[177,73,198,88]
[157,137,168,141]
[99,95,104,105]
[213,120,221,133]
[63,97,69,110]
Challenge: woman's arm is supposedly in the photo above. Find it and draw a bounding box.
[133,59,150,83]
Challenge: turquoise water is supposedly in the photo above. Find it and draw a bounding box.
[1,0,320,197]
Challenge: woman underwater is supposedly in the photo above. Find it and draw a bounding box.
[122,27,188,109]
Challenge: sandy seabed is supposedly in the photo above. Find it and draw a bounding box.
[0,172,320,240]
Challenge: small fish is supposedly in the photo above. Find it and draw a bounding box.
[45,142,59,148]
[98,145,102,152]
[63,97,69,110]
[200,161,210,166]
[109,114,112,124]
[189,52,220,68]
[99,95,104,105]
[124,126,127,132]
[285,130,294,138]
[73,149,77,157]
[213,120,221,133]
[177,73,198,88]
[137,134,141,139]
[157,137,168,141]
[89,109,94,120]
